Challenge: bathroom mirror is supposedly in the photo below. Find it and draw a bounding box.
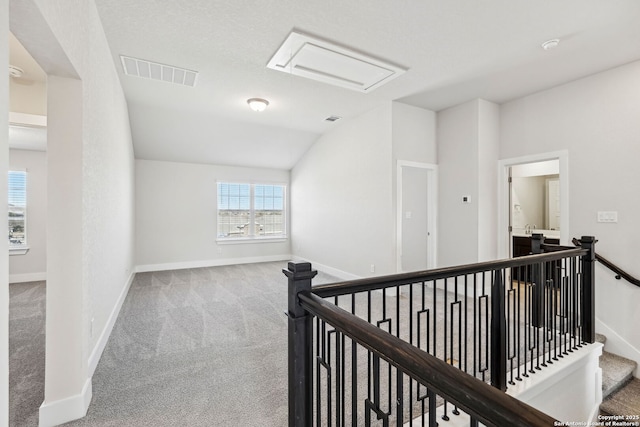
[511,159,560,233]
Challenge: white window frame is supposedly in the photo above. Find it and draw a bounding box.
[8,169,29,255]
[216,181,288,243]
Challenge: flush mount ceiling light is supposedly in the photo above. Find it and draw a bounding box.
[267,30,407,93]
[541,39,560,51]
[247,98,269,112]
[9,65,24,78]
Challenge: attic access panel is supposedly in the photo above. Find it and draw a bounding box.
[267,31,406,93]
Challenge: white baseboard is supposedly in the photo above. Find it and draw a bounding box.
[136,254,292,273]
[88,271,136,377]
[290,256,361,281]
[596,317,640,377]
[39,378,92,427]
[9,272,46,283]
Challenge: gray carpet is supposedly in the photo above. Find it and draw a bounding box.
[60,261,338,426]
[601,378,640,417]
[9,262,587,426]
[9,280,46,427]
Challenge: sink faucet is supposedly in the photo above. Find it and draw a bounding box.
[525,224,530,234]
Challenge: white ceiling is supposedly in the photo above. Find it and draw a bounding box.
[93,0,640,170]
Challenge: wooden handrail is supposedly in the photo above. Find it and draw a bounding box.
[572,238,640,287]
[299,291,559,427]
[312,248,586,298]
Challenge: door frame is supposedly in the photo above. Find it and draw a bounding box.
[396,160,438,272]
[497,150,569,259]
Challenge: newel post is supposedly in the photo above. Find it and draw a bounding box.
[284,262,317,427]
[580,236,596,344]
[490,269,507,391]
[531,233,545,328]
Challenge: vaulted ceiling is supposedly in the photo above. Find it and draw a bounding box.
[93,0,640,169]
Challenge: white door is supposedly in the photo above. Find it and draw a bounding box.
[401,166,429,272]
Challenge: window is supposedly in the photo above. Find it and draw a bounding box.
[217,182,286,240]
[8,170,27,248]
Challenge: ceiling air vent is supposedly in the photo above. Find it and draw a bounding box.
[325,115,341,122]
[120,55,198,87]
[267,31,407,93]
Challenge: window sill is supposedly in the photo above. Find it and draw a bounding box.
[9,246,30,256]
[216,237,288,245]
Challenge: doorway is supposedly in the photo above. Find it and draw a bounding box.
[396,161,437,272]
[498,151,569,259]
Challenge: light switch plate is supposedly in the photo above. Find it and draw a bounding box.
[597,211,618,223]
[462,195,471,204]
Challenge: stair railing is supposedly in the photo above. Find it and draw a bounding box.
[286,235,597,426]
[572,237,640,287]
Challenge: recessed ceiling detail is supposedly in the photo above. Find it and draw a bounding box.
[267,31,407,93]
[120,55,198,87]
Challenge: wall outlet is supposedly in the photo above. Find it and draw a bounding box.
[462,195,471,204]
[370,264,375,273]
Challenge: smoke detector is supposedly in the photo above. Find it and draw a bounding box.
[9,65,24,78]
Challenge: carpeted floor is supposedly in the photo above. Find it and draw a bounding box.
[60,261,338,426]
[9,280,46,427]
[9,261,579,426]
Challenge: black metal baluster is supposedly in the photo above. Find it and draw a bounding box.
[332,297,342,426]
[473,273,477,379]
[417,282,429,427]
[367,289,372,403]
[464,275,469,376]
[351,294,357,426]
[552,262,558,362]
[480,273,489,382]
[327,329,334,427]
[409,283,414,424]
[516,270,522,381]
[523,270,532,377]
[452,301,461,416]
[508,284,516,385]
[396,285,402,426]
[442,277,449,421]
[570,256,578,351]
[316,318,322,427]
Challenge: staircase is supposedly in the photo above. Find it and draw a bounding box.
[597,334,640,416]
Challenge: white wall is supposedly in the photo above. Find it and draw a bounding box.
[291,104,395,277]
[135,159,291,270]
[477,100,500,262]
[500,60,640,369]
[437,99,500,267]
[9,149,46,283]
[391,102,437,164]
[437,101,479,266]
[10,0,136,424]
